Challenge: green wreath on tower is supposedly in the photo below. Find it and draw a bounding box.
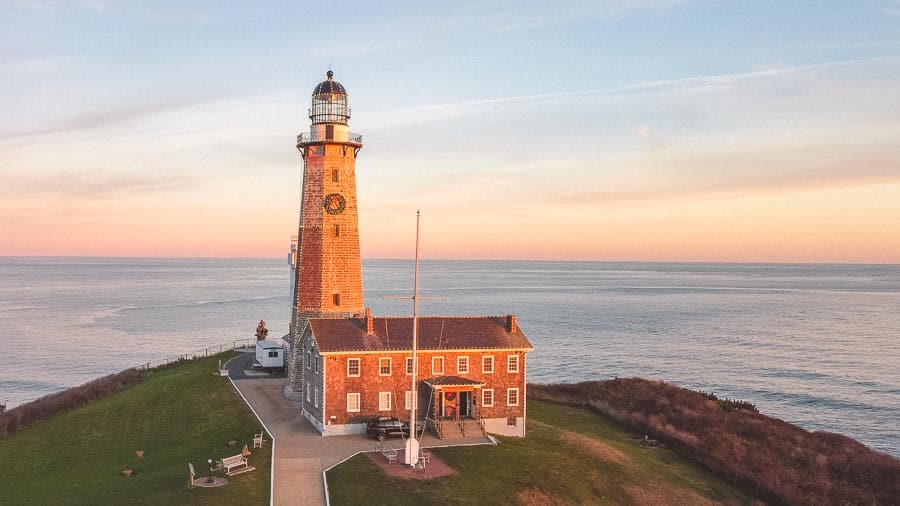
[323,193,346,215]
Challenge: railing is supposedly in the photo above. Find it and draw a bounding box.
[296,132,363,145]
[134,338,254,371]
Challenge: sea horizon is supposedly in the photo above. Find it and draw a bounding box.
[3,255,899,267]
[1,257,898,457]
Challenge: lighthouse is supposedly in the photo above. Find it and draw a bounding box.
[283,72,532,440]
[285,71,365,400]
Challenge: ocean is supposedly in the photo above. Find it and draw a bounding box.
[1,257,897,457]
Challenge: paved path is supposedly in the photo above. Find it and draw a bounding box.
[231,375,493,505]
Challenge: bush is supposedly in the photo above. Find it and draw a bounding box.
[530,379,899,506]
[0,368,146,439]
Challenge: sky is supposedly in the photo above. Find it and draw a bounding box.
[1,1,899,263]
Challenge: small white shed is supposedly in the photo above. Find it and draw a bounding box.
[255,339,284,368]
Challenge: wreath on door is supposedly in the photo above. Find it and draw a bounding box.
[445,391,456,401]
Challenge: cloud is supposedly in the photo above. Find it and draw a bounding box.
[366,56,899,129]
[877,0,900,16]
[1,0,108,11]
[1,169,196,201]
[0,93,237,142]
[557,123,900,206]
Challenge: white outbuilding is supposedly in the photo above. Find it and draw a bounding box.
[255,339,284,368]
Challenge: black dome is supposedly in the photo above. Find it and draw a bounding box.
[312,70,347,95]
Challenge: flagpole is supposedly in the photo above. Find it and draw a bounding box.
[405,210,421,466]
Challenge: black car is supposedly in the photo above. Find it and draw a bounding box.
[366,417,411,441]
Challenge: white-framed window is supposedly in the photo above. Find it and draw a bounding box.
[314,387,319,408]
[457,356,469,374]
[347,358,361,377]
[483,355,494,374]
[378,391,391,411]
[306,382,311,402]
[315,356,320,374]
[406,357,418,375]
[268,350,278,358]
[405,390,412,410]
[508,355,519,373]
[432,356,445,375]
[347,392,360,412]
[482,389,494,407]
[379,357,392,376]
[507,388,519,407]
[307,350,311,368]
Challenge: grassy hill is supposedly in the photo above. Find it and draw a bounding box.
[0,354,270,505]
[327,399,756,505]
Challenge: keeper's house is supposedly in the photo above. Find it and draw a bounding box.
[296,310,533,438]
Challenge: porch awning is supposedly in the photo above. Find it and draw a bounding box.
[423,376,485,389]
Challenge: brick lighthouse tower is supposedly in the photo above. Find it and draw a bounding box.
[285,71,364,400]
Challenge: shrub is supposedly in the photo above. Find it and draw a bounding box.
[530,379,899,505]
[0,368,146,439]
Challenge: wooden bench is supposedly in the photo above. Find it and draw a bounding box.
[253,432,265,448]
[221,454,255,476]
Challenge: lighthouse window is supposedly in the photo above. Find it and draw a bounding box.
[507,388,519,406]
[378,391,392,411]
[482,355,494,374]
[333,293,341,306]
[325,124,334,140]
[508,355,519,373]
[379,357,392,376]
[347,358,360,377]
[482,389,494,407]
[405,357,418,375]
[332,169,340,182]
[457,356,469,374]
[347,393,360,412]
[334,224,340,237]
[432,356,445,375]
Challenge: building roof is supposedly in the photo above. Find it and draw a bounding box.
[308,316,533,353]
[312,70,347,95]
[256,339,283,349]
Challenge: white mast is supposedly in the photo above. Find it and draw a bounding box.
[404,210,422,467]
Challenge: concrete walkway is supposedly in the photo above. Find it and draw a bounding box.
[231,375,493,506]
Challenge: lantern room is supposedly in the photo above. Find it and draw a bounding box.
[310,70,349,125]
[299,71,361,146]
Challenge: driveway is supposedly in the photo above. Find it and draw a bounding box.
[231,373,493,505]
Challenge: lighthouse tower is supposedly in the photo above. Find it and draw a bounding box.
[286,71,364,399]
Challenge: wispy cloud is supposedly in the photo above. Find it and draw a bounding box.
[2,170,196,201]
[559,124,900,205]
[876,0,900,16]
[1,0,109,11]
[369,56,899,127]
[0,93,237,142]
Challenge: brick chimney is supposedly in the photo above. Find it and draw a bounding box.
[507,315,517,333]
[365,307,374,335]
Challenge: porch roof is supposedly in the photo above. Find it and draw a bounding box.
[423,376,485,389]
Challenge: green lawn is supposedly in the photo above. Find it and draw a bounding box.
[327,399,755,505]
[0,353,270,505]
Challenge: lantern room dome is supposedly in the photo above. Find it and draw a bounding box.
[312,70,347,96]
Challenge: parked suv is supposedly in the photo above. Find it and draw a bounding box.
[366,417,412,441]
